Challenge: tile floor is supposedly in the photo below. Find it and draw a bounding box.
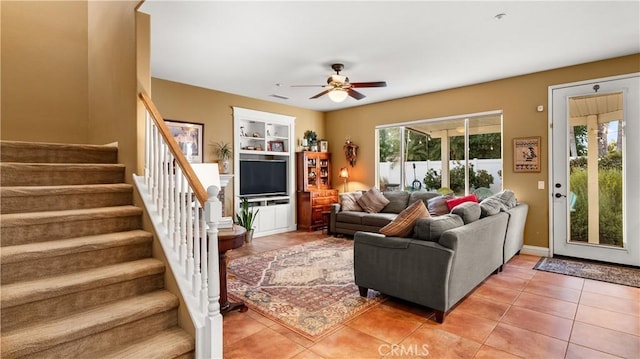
[224,231,640,359]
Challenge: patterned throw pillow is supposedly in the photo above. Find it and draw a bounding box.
[357,188,390,213]
[380,200,430,237]
[339,192,363,211]
[427,194,454,216]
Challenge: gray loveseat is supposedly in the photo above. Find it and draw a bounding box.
[351,191,529,323]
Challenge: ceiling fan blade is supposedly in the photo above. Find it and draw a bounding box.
[290,85,326,88]
[348,88,366,100]
[310,89,330,99]
[350,81,387,88]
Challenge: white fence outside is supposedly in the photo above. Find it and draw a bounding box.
[379,159,503,194]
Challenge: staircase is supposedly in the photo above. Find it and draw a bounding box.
[0,140,194,359]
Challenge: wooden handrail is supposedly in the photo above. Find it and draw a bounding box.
[139,92,208,205]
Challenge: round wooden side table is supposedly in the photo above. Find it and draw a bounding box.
[218,225,248,314]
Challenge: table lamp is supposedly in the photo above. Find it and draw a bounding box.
[339,167,349,193]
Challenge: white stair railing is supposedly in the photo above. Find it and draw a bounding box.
[135,93,222,359]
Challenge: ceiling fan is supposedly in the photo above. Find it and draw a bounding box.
[292,64,387,102]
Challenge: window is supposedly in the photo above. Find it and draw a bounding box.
[376,112,502,197]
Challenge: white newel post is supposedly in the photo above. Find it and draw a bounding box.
[204,185,223,359]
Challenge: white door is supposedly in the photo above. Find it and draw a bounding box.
[550,74,639,266]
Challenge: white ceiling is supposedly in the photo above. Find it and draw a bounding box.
[139,1,640,112]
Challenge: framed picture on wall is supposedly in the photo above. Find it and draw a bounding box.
[319,140,328,152]
[165,119,204,163]
[513,136,541,173]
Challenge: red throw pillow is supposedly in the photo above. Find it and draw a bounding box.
[446,194,478,211]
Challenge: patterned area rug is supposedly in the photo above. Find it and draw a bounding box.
[534,256,639,288]
[227,237,384,340]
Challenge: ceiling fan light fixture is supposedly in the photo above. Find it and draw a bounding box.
[329,74,347,84]
[328,89,348,103]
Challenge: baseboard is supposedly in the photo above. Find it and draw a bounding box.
[254,225,297,238]
[521,245,550,257]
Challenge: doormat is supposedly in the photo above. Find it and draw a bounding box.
[534,256,639,288]
[227,237,385,341]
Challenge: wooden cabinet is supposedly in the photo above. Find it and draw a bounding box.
[296,189,339,231]
[296,151,338,231]
[296,152,332,191]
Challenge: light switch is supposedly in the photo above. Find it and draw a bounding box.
[538,181,545,190]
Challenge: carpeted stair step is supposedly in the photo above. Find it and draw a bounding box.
[1,206,143,246]
[97,327,195,359]
[0,140,195,356]
[0,140,118,164]
[0,184,134,214]
[1,258,165,333]
[1,230,153,284]
[0,163,125,186]
[0,290,179,359]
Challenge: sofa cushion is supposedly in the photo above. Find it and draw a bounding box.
[340,192,363,212]
[427,194,454,216]
[336,211,368,224]
[451,202,481,224]
[413,214,464,242]
[408,191,440,206]
[361,213,397,227]
[380,200,430,237]
[480,197,505,217]
[381,191,411,213]
[357,188,390,213]
[492,190,518,209]
[446,194,479,211]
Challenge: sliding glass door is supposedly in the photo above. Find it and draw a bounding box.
[376,111,502,197]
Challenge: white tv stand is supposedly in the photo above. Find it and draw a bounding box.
[233,107,296,237]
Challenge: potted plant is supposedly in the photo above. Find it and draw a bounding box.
[211,141,232,174]
[304,130,318,151]
[236,197,259,243]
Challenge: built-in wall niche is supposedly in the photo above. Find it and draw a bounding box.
[232,107,296,238]
[238,120,290,154]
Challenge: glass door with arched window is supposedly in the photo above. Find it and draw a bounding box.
[551,74,639,266]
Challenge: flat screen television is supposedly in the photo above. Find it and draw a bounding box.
[240,159,288,197]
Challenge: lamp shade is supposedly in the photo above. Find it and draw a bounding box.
[190,163,221,191]
[328,89,348,103]
[339,167,349,178]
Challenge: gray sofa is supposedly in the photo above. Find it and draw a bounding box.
[354,211,509,323]
[329,191,440,236]
[351,193,529,323]
[331,190,528,266]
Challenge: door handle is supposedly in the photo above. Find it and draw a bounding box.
[555,193,566,198]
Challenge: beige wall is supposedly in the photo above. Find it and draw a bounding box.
[1,1,89,143]
[324,54,640,249]
[150,78,325,214]
[1,0,140,182]
[87,0,139,181]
